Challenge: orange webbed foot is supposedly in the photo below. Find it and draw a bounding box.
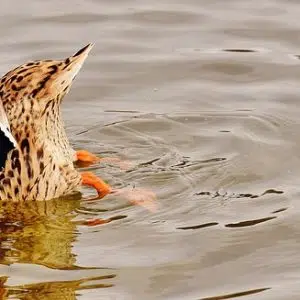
[99,157,134,170]
[81,172,157,212]
[81,172,111,199]
[112,187,158,212]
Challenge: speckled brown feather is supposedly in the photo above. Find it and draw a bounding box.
[0,44,93,201]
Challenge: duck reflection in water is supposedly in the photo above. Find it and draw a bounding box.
[0,274,115,299]
[0,196,117,299]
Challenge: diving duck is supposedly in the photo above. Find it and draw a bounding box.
[0,44,112,202]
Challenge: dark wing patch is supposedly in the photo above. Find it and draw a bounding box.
[0,127,15,169]
[0,100,17,170]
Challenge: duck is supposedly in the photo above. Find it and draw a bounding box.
[0,44,112,202]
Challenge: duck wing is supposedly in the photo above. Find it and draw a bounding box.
[0,100,17,169]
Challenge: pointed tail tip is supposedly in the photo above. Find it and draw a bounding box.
[73,43,95,58]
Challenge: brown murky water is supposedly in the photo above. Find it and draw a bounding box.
[1,0,300,299]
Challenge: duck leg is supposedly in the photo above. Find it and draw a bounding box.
[76,150,100,164]
[76,150,133,169]
[81,171,157,212]
[78,172,111,227]
[81,172,111,199]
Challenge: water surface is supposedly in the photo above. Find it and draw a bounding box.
[0,1,300,299]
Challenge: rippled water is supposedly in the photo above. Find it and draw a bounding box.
[1,0,300,299]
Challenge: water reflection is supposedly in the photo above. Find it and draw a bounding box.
[0,274,115,300]
[222,49,257,53]
[199,287,270,300]
[225,216,276,228]
[0,196,91,269]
